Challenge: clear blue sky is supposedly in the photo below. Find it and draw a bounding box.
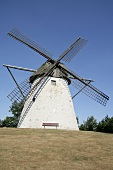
[0,0,113,124]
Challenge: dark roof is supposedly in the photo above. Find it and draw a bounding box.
[29,61,71,84]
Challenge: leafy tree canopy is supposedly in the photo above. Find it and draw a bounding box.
[9,101,24,117]
[96,115,113,133]
[1,101,24,128]
[79,116,97,131]
[79,115,113,133]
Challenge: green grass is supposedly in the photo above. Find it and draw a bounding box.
[0,128,113,170]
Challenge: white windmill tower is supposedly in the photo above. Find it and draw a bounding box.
[3,28,109,130]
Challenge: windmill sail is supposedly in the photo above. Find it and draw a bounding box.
[8,28,53,60]
[59,66,109,106]
[71,79,109,106]
[60,38,87,63]
[7,78,31,103]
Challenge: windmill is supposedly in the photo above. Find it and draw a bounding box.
[3,28,109,130]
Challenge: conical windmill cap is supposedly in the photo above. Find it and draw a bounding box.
[29,61,71,84]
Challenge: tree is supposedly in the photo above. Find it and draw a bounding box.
[76,116,79,125]
[2,116,16,127]
[2,101,24,128]
[97,115,113,133]
[79,123,87,131]
[79,116,97,131]
[0,119,3,127]
[9,101,24,118]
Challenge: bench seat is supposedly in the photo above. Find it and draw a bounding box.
[42,123,59,129]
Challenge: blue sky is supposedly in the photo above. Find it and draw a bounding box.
[0,0,113,124]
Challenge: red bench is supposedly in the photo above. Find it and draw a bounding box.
[42,123,59,129]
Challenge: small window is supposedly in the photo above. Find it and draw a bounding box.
[51,80,56,86]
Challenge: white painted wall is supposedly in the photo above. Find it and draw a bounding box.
[18,77,79,130]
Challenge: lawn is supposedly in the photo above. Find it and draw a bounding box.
[0,128,113,170]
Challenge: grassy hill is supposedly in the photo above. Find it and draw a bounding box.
[0,128,113,170]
